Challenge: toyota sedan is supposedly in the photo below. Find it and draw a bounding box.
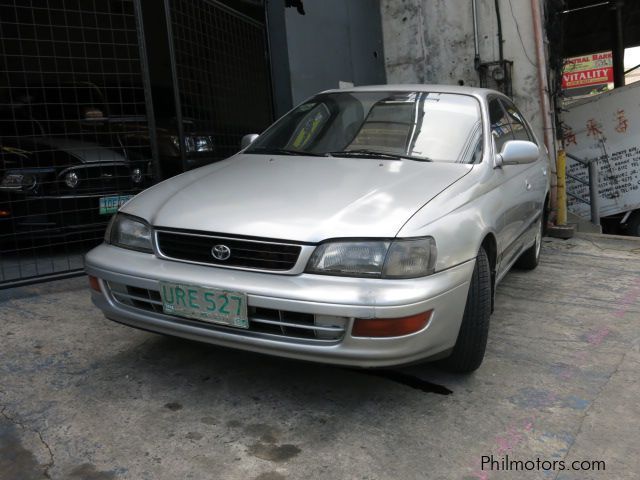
[85,85,549,373]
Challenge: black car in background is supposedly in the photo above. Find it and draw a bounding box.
[0,84,149,246]
[116,84,220,179]
[59,82,219,179]
[114,116,217,179]
[0,81,225,247]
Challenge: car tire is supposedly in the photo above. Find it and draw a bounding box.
[515,216,543,270]
[437,247,491,373]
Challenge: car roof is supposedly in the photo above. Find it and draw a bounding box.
[320,84,504,100]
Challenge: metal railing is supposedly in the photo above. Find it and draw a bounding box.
[565,153,600,226]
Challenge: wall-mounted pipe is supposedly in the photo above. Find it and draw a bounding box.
[556,150,566,225]
[610,0,625,88]
[494,0,504,62]
[530,0,557,216]
[472,0,480,70]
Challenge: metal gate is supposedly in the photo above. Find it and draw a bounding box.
[165,0,273,174]
[0,0,274,289]
[0,0,155,288]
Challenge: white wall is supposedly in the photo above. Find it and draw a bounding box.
[380,0,551,149]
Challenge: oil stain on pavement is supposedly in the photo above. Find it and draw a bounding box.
[0,421,45,480]
[248,443,301,462]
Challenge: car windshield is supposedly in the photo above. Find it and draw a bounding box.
[247,91,483,163]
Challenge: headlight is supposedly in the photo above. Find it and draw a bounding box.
[193,136,214,152]
[0,172,37,191]
[185,136,214,153]
[307,241,390,277]
[382,238,437,278]
[306,237,437,278]
[170,135,214,153]
[106,214,153,253]
[65,171,79,188]
[131,168,143,184]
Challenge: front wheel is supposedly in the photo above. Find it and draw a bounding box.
[437,247,492,373]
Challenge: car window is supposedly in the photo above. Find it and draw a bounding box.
[285,103,332,150]
[349,98,414,153]
[0,109,45,138]
[500,99,534,143]
[488,98,513,154]
[248,91,482,163]
[408,93,482,163]
[460,121,483,164]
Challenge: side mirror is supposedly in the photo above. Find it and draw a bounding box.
[495,140,539,167]
[240,133,259,149]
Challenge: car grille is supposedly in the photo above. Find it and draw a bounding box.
[107,282,346,342]
[53,164,136,195]
[155,230,302,271]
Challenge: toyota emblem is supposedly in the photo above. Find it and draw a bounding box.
[211,244,231,261]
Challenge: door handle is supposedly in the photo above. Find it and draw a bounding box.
[525,181,532,191]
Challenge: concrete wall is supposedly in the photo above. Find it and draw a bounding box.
[380,0,549,147]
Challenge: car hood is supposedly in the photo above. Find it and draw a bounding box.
[2,137,127,166]
[34,137,127,163]
[124,154,473,242]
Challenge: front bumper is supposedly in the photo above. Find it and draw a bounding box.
[85,244,474,367]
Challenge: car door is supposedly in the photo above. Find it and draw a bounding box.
[500,98,547,225]
[488,97,533,276]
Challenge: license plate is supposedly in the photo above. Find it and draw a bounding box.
[159,282,249,329]
[99,195,134,215]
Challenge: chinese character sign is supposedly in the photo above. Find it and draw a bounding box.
[562,82,640,219]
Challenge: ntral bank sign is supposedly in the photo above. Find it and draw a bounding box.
[562,51,613,92]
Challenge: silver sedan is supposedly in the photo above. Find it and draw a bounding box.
[85,85,549,372]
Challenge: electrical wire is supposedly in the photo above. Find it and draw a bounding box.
[507,0,537,67]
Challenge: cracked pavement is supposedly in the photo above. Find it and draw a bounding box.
[1,233,639,479]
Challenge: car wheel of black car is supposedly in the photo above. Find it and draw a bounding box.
[437,247,491,373]
[515,216,543,270]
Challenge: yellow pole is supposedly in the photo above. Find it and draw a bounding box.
[556,150,567,226]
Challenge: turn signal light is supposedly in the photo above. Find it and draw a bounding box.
[88,275,101,293]
[0,210,10,217]
[352,311,432,338]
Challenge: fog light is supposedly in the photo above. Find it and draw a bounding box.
[88,275,101,293]
[0,173,36,190]
[314,314,349,340]
[131,168,143,184]
[352,311,432,337]
[65,171,79,188]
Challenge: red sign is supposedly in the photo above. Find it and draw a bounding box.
[562,68,614,89]
[562,52,613,90]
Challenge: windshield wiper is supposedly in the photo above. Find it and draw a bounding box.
[246,147,326,157]
[328,149,432,162]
